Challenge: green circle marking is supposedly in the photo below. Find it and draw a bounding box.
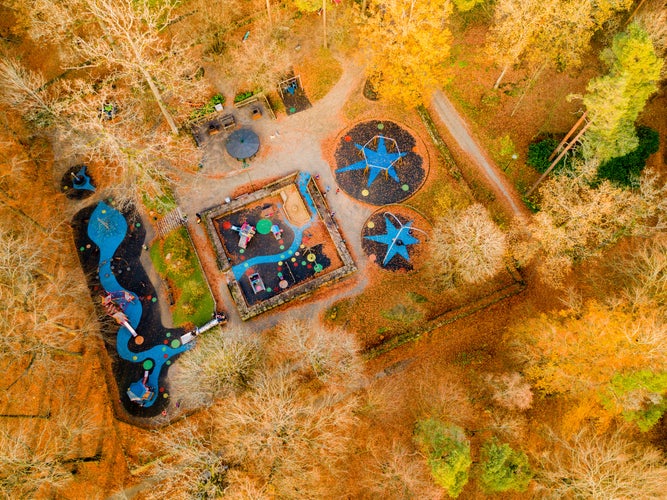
[80,247,85,252]
[162,346,167,352]
[256,219,272,234]
[314,263,323,272]
[280,245,285,250]
[301,261,306,266]
[171,339,181,348]
[266,287,272,292]
[166,360,171,365]
[151,297,157,302]
[143,359,154,370]
[401,184,409,191]
[377,123,384,130]
[239,248,244,254]
[166,332,171,338]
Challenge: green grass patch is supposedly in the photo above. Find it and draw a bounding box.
[189,93,226,121]
[299,47,342,102]
[150,227,214,327]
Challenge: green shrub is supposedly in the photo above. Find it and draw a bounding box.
[189,93,226,120]
[414,419,471,498]
[234,90,254,103]
[526,138,565,174]
[604,370,667,432]
[478,439,532,493]
[597,126,659,187]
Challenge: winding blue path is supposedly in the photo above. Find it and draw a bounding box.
[87,202,191,407]
[231,172,316,280]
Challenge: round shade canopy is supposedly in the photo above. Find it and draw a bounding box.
[226,128,260,159]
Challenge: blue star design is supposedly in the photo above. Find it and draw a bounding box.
[336,136,407,187]
[365,216,420,266]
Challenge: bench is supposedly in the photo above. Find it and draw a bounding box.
[220,114,236,130]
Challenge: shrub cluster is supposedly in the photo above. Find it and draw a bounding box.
[597,126,660,187]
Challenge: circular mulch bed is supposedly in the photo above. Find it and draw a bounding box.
[334,120,427,206]
[61,165,96,200]
[361,206,431,272]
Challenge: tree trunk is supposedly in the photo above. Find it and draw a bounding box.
[549,111,588,160]
[322,0,327,49]
[493,64,509,90]
[138,65,179,136]
[266,0,272,26]
[525,121,591,197]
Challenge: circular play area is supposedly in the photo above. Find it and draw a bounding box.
[334,120,427,205]
[362,206,430,272]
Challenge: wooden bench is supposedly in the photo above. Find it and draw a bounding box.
[220,114,236,130]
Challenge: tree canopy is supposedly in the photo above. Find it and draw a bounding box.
[360,0,453,106]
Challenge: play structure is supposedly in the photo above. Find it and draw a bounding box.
[364,212,428,267]
[232,222,256,249]
[337,135,407,187]
[334,121,427,206]
[88,202,192,409]
[70,165,96,193]
[102,291,143,345]
[179,312,227,345]
[204,172,357,319]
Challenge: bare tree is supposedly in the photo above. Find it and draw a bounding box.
[168,331,262,411]
[215,368,359,497]
[537,426,667,498]
[273,321,365,390]
[515,165,667,288]
[430,204,507,287]
[360,441,442,499]
[485,372,533,411]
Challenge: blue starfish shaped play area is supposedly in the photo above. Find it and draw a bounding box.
[365,216,420,266]
[336,136,407,187]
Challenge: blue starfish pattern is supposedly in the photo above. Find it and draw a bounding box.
[365,216,420,266]
[336,136,407,187]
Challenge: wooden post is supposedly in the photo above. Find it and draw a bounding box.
[549,111,588,161]
[525,121,591,198]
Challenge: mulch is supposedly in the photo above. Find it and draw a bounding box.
[279,75,312,115]
[334,120,426,206]
[72,202,186,419]
[361,208,427,272]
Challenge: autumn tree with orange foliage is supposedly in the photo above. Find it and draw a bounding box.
[488,0,634,88]
[360,0,453,106]
[512,272,667,431]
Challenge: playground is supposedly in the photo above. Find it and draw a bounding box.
[203,171,356,320]
[334,120,428,205]
[72,201,224,420]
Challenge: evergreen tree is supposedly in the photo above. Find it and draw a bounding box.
[583,22,663,162]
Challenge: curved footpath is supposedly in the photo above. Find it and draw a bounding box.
[431,90,531,222]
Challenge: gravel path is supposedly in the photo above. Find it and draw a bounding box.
[431,90,530,221]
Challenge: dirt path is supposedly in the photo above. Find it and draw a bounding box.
[431,90,530,222]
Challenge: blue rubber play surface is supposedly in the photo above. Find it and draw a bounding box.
[87,202,191,409]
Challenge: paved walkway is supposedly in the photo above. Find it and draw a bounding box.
[431,90,530,222]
